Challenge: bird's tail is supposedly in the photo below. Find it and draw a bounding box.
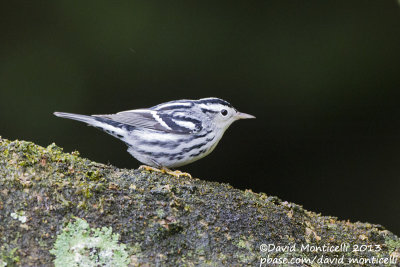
[54,112,127,139]
[54,112,97,124]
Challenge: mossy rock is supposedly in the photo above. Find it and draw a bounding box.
[0,137,399,266]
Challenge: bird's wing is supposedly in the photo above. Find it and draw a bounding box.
[94,109,203,134]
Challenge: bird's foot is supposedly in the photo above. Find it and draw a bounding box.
[161,167,192,179]
[138,165,192,178]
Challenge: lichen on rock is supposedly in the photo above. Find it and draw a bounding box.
[50,218,129,267]
[0,136,399,266]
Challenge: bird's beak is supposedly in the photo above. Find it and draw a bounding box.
[235,112,256,120]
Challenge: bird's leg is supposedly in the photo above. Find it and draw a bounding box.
[139,159,164,173]
[138,165,163,173]
[161,167,192,179]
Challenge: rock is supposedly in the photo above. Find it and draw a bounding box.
[0,137,399,266]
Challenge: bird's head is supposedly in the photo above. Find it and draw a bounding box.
[196,97,255,131]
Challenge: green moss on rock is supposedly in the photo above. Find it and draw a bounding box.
[0,136,400,266]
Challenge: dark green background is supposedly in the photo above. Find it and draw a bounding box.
[1,1,400,234]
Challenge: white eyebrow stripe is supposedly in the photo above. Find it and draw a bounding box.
[151,111,172,130]
[156,102,192,109]
[198,103,221,112]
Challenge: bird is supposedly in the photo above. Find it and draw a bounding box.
[54,97,255,177]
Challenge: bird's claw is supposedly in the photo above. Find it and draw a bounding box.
[162,168,192,179]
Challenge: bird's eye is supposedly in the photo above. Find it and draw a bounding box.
[221,109,228,116]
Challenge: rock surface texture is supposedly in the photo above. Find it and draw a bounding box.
[0,137,399,266]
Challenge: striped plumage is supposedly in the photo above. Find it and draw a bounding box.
[54,97,255,168]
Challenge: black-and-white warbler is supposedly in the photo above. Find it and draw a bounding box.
[54,97,255,176]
